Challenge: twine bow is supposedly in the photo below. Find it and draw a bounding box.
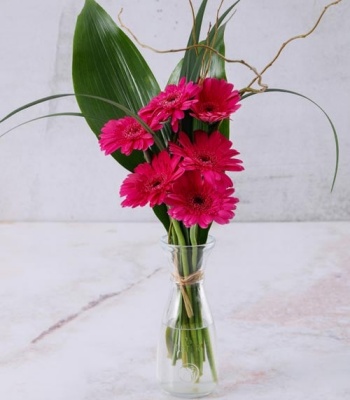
[173,270,204,318]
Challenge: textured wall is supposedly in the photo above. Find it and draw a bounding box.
[0,0,349,222]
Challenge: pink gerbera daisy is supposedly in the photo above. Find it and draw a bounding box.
[166,171,239,228]
[190,77,241,123]
[120,151,183,208]
[169,130,244,184]
[138,77,200,132]
[99,117,154,156]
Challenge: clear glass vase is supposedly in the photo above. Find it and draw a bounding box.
[157,236,218,398]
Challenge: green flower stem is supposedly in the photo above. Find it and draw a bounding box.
[193,285,204,376]
[189,226,206,376]
[189,225,198,246]
[181,328,188,364]
[171,328,179,364]
[203,327,218,382]
[171,219,187,245]
[167,219,217,382]
[171,220,194,315]
[171,220,202,371]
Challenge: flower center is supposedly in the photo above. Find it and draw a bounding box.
[202,102,217,113]
[162,92,181,108]
[125,123,142,138]
[151,179,162,188]
[195,151,217,169]
[189,191,213,212]
[193,196,205,205]
[198,154,212,164]
[146,174,167,192]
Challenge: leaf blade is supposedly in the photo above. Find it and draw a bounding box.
[241,88,339,191]
[72,0,161,171]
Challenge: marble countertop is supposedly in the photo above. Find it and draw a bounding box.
[0,221,349,399]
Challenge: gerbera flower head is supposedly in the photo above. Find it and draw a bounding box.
[169,130,244,184]
[99,117,154,156]
[138,77,200,132]
[166,171,239,228]
[190,77,241,123]
[120,151,183,208]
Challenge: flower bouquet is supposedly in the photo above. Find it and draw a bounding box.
[0,0,341,396]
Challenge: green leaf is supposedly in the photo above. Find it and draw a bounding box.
[0,92,160,142]
[0,112,84,139]
[202,0,241,81]
[0,94,74,124]
[179,0,240,83]
[152,204,170,232]
[241,88,339,191]
[72,0,161,172]
[172,1,239,141]
[197,225,211,245]
[180,0,208,79]
[167,59,183,85]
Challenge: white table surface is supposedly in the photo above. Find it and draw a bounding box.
[0,221,349,400]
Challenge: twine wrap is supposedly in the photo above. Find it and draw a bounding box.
[173,270,204,318]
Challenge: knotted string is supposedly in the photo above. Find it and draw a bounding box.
[173,269,204,318]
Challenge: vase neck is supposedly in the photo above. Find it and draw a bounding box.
[161,236,215,279]
[171,267,204,286]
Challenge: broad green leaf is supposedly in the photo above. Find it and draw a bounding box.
[72,0,161,172]
[171,1,239,142]
[196,0,241,82]
[153,204,170,232]
[241,88,339,191]
[179,24,229,84]
[172,1,241,242]
[180,0,240,84]
[73,0,175,231]
[180,0,208,79]
[167,59,183,85]
[197,224,211,245]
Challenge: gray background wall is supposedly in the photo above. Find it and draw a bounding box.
[0,0,349,222]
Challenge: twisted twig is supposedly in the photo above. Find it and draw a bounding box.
[242,0,344,94]
[117,0,343,94]
[117,8,262,81]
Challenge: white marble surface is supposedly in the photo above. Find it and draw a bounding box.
[0,221,349,399]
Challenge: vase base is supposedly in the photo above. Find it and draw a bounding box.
[159,382,217,398]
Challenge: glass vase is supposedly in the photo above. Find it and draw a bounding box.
[157,236,218,398]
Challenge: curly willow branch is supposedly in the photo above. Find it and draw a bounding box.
[117,8,263,83]
[188,0,198,56]
[242,0,344,94]
[117,0,343,94]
